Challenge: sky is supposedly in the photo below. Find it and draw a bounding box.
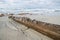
[0,0,60,10]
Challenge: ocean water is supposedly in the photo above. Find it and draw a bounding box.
[0,9,60,14]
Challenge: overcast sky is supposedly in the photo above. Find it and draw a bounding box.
[0,0,60,9]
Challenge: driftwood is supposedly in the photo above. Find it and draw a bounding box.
[11,16,60,40]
